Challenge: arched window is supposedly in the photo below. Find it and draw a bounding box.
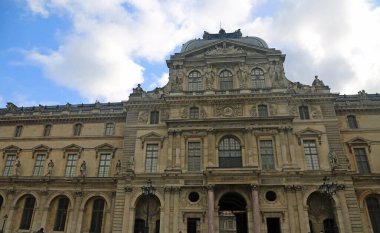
[219,70,233,90]
[54,197,69,231]
[189,107,199,119]
[347,115,358,129]
[188,71,202,91]
[218,137,242,168]
[251,68,265,89]
[299,106,310,120]
[20,196,36,230]
[105,122,115,136]
[366,196,380,233]
[258,104,268,117]
[90,198,105,233]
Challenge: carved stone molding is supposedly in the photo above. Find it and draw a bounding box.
[124,187,133,192]
[284,185,303,192]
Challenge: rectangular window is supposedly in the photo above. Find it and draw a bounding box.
[347,115,358,129]
[150,111,159,124]
[354,148,370,174]
[65,154,78,177]
[303,140,320,170]
[15,125,23,137]
[145,144,158,172]
[258,104,268,117]
[188,142,201,171]
[299,106,310,120]
[3,154,16,176]
[105,123,114,136]
[33,154,45,176]
[43,124,52,136]
[74,123,82,136]
[98,153,111,177]
[260,140,275,170]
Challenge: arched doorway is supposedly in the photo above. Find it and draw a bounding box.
[218,192,247,233]
[307,192,339,233]
[134,195,161,233]
[365,195,380,233]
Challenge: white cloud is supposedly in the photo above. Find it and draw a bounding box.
[25,0,380,102]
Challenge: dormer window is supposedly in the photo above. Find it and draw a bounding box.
[252,68,265,89]
[188,71,202,91]
[219,70,233,90]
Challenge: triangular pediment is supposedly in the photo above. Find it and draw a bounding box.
[32,144,51,152]
[295,128,323,145]
[95,143,116,151]
[182,40,271,58]
[139,131,166,148]
[346,137,372,153]
[2,145,21,158]
[63,144,83,152]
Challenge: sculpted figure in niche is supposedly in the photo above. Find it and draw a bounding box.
[205,66,215,90]
[237,64,248,88]
[46,160,54,176]
[328,151,338,169]
[115,159,122,175]
[138,111,148,124]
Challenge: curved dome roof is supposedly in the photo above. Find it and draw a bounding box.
[180,29,268,53]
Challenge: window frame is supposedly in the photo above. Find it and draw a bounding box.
[188,70,202,91]
[299,106,310,120]
[65,153,78,177]
[15,125,23,137]
[54,197,69,231]
[259,139,275,170]
[353,147,371,174]
[219,70,233,90]
[218,136,242,168]
[365,196,380,233]
[43,124,52,136]
[258,104,268,117]
[189,107,200,119]
[150,111,160,124]
[145,144,159,173]
[90,198,105,233]
[104,122,115,136]
[187,141,202,171]
[251,68,265,89]
[3,153,16,176]
[303,139,320,170]
[98,153,112,177]
[347,115,358,129]
[73,123,83,136]
[33,153,46,176]
[19,196,36,230]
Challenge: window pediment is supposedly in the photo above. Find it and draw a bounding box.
[32,144,51,158]
[95,143,116,158]
[295,128,322,145]
[63,144,83,158]
[139,131,166,148]
[2,145,21,158]
[346,137,372,153]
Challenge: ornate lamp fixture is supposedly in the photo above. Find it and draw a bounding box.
[319,176,345,195]
[141,179,156,233]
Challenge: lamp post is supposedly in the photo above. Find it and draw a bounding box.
[319,176,345,196]
[1,214,8,233]
[141,179,156,233]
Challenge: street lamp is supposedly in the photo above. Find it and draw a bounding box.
[319,176,345,195]
[1,214,8,233]
[141,179,156,233]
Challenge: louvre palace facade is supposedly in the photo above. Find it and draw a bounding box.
[0,29,380,233]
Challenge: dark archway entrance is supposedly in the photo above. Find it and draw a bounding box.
[134,195,161,233]
[218,192,247,233]
[307,192,339,233]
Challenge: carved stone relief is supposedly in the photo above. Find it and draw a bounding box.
[216,104,242,117]
[311,105,322,119]
[138,111,148,124]
[205,44,245,55]
[270,104,277,116]
[250,105,257,117]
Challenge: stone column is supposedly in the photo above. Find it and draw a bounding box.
[251,185,260,233]
[173,187,181,232]
[128,207,136,233]
[295,188,308,233]
[167,130,174,170]
[163,187,171,233]
[122,187,133,232]
[207,185,215,233]
[73,192,84,233]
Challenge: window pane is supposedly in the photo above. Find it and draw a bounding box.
[219,70,233,90]
[303,140,319,170]
[20,197,35,229]
[74,124,82,136]
[219,137,242,168]
[90,199,105,233]
[260,140,274,170]
[54,197,69,231]
[3,154,16,176]
[105,123,115,136]
[145,144,158,172]
[252,68,265,89]
[258,104,268,117]
[98,153,111,177]
[366,197,380,233]
[150,111,159,124]
[347,115,358,129]
[299,106,310,120]
[44,124,52,136]
[190,107,199,119]
[33,154,45,176]
[188,142,201,171]
[65,154,77,177]
[188,71,202,91]
[354,148,370,174]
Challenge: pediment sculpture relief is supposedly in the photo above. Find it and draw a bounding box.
[205,44,245,55]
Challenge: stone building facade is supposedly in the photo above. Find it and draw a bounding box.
[0,29,379,233]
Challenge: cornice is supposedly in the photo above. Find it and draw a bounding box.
[0,135,124,142]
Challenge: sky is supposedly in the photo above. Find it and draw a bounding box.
[1,0,380,107]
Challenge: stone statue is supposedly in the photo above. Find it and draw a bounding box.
[15,159,21,176]
[237,64,248,88]
[80,161,87,177]
[47,160,54,176]
[205,68,215,90]
[115,160,122,175]
[312,75,325,87]
[328,151,338,169]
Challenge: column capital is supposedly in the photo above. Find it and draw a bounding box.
[250,184,259,191]
[206,185,215,191]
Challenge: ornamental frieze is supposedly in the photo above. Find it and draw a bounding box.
[215,104,242,117]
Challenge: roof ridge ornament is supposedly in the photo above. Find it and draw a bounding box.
[203,29,242,40]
